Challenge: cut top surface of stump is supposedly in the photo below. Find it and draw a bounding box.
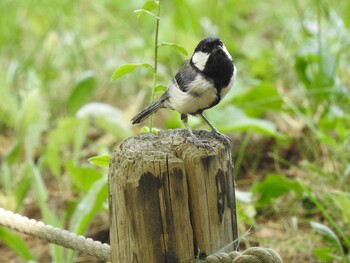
[110,129,232,187]
[119,129,229,155]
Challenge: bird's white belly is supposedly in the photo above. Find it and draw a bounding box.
[165,75,218,114]
[165,73,235,114]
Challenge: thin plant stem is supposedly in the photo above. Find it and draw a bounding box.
[316,0,323,88]
[149,0,161,131]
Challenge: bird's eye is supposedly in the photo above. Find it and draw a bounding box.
[201,47,208,53]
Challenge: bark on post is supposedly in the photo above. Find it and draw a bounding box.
[108,129,238,263]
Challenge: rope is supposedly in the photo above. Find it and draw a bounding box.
[0,208,110,261]
[205,247,283,262]
[0,208,282,262]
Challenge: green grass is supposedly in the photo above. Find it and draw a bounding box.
[0,0,349,262]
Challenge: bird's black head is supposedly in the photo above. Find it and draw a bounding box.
[194,37,224,54]
[191,37,234,90]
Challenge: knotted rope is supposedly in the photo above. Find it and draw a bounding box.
[0,208,282,262]
[205,247,283,262]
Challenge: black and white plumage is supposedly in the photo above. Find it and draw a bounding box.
[131,37,236,146]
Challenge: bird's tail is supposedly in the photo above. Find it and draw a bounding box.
[131,99,165,124]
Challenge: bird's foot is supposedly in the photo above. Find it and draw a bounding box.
[186,136,214,150]
[211,130,231,146]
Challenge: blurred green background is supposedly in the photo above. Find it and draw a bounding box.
[0,0,349,262]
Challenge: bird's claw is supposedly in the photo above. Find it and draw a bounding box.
[186,136,214,150]
[212,131,231,146]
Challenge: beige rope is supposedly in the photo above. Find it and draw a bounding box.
[205,247,283,263]
[0,208,282,262]
[0,208,110,261]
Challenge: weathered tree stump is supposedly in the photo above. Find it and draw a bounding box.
[108,129,238,263]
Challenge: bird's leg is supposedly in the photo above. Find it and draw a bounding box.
[199,113,231,145]
[181,114,200,143]
[181,114,211,148]
[199,113,218,134]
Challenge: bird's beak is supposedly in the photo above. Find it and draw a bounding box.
[215,45,232,60]
[214,45,224,52]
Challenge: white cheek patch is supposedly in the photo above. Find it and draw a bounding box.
[191,51,209,71]
[222,44,232,61]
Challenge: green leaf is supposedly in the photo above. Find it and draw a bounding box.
[0,226,34,260]
[231,83,283,117]
[317,44,336,88]
[0,64,18,127]
[111,63,153,80]
[2,139,22,165]
[141,0,158,12]
[313,247,342,261]
[134,0,159,18]
[330,191,350,224]
[236,201,256,226]
[69,178,108,235]
[43,117,89,177]
[133,9,160,20]
[310,221,341,247]
[295,41,319,89]
[16,89,49,161]
[66,161,103,191]
[67,71,97,115]
[158,42,188,55]
[31,164,62,226]
[140,126,160,134]
[207,105,283,138]
[76,102,132,139]
[67,177,108,261]
[154,84,167,93]
[295,55,312,88]
[30,164,64,262]
[252,174,302,206]
[72,117,90,163]
[15,165,32,211]
[16,88,41,135]
[88,155,111,167]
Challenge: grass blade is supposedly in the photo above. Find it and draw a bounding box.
[0,226,34,261]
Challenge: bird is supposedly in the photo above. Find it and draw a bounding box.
[131,37,236,147]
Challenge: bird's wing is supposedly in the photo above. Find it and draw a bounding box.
[173,59,198,92]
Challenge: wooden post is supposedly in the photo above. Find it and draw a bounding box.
[108,129,238,263]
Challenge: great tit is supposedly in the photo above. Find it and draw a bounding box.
[131,37,236,147]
